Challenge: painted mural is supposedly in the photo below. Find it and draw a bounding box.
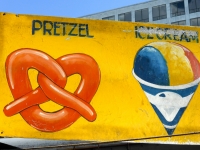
[1,13,200,144]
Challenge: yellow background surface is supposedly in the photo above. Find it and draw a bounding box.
[0,13,200,143]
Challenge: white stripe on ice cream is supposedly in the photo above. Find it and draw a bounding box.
[144,92,193,122]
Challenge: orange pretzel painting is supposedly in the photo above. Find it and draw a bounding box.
[4,49,101,132]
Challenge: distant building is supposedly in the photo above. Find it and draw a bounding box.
[81,0,200,26]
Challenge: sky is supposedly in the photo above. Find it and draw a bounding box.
[0,0,148,18]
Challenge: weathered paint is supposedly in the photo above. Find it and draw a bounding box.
[0,13,200,144]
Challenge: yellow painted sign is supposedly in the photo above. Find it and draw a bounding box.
[1,13,200,144]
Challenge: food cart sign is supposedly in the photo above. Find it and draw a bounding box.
[0,13,200,144]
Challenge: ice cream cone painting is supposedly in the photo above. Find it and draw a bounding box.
[133,41,200,135]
